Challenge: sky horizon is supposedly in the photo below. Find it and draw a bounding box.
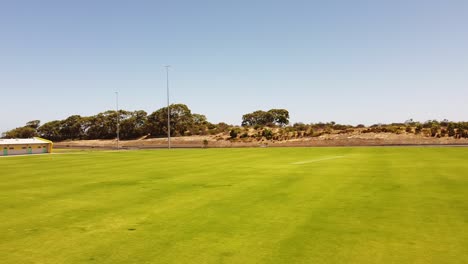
[1,0,468,133]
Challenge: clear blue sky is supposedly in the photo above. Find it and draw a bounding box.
[1,0,467,133]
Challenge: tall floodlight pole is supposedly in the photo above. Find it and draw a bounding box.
[115,91,120,150]
[165,65,171,149]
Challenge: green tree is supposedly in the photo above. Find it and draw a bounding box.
[85,111,119,139]
[38,120,63,141]
[440,128,447,137]
[189,113,211,135]
[5,126,37,138]
[230,129,239,139]
[268,109,289,126]
[430,125,439,137]
[147,104,193,137]
[26,120,41,129]
[60,115,84,140]
[447,123,456,137]
[119,110,147,139]
[213,122,230,134]
[415,124,423,134]
[262,129,273,140]
[241,110,274,127]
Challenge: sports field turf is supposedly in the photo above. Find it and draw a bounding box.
[1,147,467,263]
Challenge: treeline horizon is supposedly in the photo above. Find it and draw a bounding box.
[2,104,468,141]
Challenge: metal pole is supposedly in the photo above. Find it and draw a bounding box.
[115,91,119,150]
[165,65,171,149]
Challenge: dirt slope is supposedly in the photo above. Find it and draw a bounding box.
[54,133,468,149]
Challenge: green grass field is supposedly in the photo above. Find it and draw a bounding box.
[1,147,467,263]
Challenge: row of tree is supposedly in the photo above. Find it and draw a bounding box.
[226,120,468,141]
[3,104,230,141]
[3,106,468,141]
[241,109,290,127]
[360,119,468,138]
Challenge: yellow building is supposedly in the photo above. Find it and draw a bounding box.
[0,137,53,156]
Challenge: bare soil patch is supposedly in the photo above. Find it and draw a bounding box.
[54,133,468,149]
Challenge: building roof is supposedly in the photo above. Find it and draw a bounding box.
[0,137,53,145]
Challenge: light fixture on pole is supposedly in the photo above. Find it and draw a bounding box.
[165,65,171,149]
[115,91,119,150]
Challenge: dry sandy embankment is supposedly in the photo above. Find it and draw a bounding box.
[54,133,468,149]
